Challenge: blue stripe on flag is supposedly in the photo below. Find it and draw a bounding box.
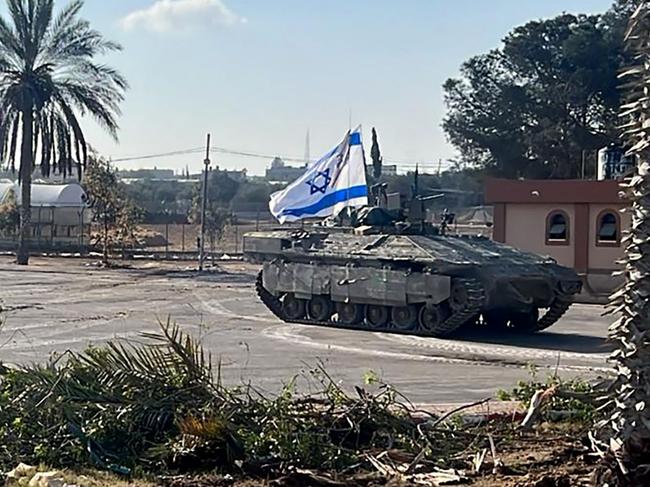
[349,132,361,146]
[281,185,368,218]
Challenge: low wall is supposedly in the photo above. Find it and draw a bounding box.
[576,272,620,305]
[0,238,89,253]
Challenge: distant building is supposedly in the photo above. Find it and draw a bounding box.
[247,175,268,183]
[485,178,629,303]
[265,157,306,183]
[221,168,247,182]
[0,168,80,184]
[185,168,248,182]
[0,182,91,250]
[382,164,398,176]
[117,167,176,180]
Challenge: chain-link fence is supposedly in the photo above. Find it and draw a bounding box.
[0,206,91,252]
[138,220,296,256]
[0,209,492,258]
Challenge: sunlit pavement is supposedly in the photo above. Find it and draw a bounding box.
[0,257,613,404]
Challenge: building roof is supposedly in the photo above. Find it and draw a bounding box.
[0,182,88,207]
[484,178,626,204]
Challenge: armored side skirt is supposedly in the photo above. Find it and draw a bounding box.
[262,261,451,307]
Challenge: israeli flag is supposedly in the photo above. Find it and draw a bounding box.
[269,126,368,223]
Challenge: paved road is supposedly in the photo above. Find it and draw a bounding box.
[0,257,614,404]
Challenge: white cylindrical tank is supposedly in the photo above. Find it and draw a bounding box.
[598,144,635,180]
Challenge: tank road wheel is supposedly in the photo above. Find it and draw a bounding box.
[337,302,364,326]
[449,281,469,312]
[418,304,446,334]
[308,296,332,322]
[391,305,418,331]
[281,294,306,320]
[510,308,540,334]
[365,305,390,330]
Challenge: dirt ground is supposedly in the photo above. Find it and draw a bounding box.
[50,422,592,487]
[154,423,594,486]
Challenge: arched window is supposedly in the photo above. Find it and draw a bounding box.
[597,210,620,246]
[546,210,569,245]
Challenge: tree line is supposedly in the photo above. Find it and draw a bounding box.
[443,0,636,179]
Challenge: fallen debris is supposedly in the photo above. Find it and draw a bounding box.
[520,386,558,429]
[4,466,66,487]
[0,321,605,486]
[27,471,65,487]
[5,463,38,486]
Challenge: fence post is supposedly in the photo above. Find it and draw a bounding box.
[50,207,55,249]
[37,206,42,248]
[234,223,238,254]
[165,221,169,259]
[79,209,84,250]
[181,222,185,252]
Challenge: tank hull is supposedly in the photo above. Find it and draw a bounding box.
[244,229,582,337]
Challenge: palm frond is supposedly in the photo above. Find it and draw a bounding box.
[0,0,126,183]
[0,15,23,62]
[31,0,52,51]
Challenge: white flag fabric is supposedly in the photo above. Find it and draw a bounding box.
[269,126,368,223]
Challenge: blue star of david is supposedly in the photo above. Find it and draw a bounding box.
[306,168,332,195]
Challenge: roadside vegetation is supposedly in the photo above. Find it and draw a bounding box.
[83,156,142,264]
[0,188,19,236]
[0,317,607,486]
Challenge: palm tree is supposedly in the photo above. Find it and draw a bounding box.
[599,2,650,484]
[0,0,126,264]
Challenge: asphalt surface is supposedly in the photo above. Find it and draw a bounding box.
[0,257,614,404]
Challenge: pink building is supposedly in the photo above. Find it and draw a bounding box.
[485,178,629,302]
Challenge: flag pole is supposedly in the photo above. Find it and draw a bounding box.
[347,124,352,221]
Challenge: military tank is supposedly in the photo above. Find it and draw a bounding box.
[243,204,583,338]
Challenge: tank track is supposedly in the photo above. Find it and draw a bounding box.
[430,278,485,337]
[255,271,485,338]
[535,297,572,332]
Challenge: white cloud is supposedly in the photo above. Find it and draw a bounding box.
[120,0,245,33]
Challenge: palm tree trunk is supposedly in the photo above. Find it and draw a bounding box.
[16,100,33,266]
[595,5,650,484]
[603,162,650,483]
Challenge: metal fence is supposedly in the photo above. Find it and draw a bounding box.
[0,205,91,253]
[0,211,493,259]
[139,220,288,256]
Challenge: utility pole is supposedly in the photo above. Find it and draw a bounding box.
[198,133,211,271]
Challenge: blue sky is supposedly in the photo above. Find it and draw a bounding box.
[53,0,615,175]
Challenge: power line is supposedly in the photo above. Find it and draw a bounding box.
[210,147,305,163]
[111,144,456,170]
[111,147,204,163]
